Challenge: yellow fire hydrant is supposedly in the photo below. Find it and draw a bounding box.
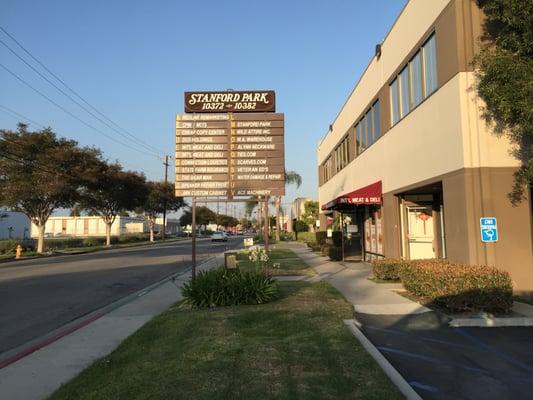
[15,244,23,259]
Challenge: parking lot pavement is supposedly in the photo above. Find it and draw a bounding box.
[356,311,533,400]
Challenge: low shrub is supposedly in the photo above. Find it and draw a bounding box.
[331,231,343,247]
[280,232,295,241]
[320,244,331,257]
[308,242,321,252]
[315,231,327,245]
[181,267,278,308]
[328,246,343,261]
[82,237,105,247]
[45,238,84,250]
[371,258,406,281]
[0,240,21,254]
[400,259,513,313]
[296,232,315,244]
[118,234,148,244]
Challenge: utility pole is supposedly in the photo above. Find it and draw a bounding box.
[162,155,170,241]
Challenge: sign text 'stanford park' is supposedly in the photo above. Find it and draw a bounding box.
[184,90,275,113]
[175,90,285,198]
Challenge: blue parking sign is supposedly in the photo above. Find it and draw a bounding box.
[480,217,498,242]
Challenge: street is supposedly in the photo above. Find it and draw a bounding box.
[0,237,242,355]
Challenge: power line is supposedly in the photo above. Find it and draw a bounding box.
[0,62,162,159]
[0,37,162,157]
[0,104,45,129]
[0,107,158,178]
[0,25,165,156]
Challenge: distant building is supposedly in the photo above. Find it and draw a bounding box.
[288,197,315,232]
[30,216,180,238]
[0,211,31,240]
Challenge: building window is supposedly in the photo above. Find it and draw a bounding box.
[372,100,381,139]
[390,32,438,126]
[355,99,381,155]
[365,109,373,146]
[334,135,350,173]
[423,34,437,95]
[390,79,400,125]
[410,51,423,107]
[399,66,410,118]
[355,122,363,154]
[323,156,333,182]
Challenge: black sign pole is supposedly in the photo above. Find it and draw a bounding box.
[264,195,269,254]
[191,196,197,280]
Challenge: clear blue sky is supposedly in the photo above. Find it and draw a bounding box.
[0,0,406,213]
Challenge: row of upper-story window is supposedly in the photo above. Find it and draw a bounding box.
[320,33,437,186]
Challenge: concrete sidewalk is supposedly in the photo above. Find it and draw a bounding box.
[0,254,224,400]
[282,242,430,316]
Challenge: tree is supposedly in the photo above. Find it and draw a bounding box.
[218,214,239,228]
[275,171,302,241]
[138,182,185,242]
[179,205,217,233]
[79,161,148,246]
[301,200,319,230]
[474,0,532,204]
[0,123,100,253]
[70,205,82,217]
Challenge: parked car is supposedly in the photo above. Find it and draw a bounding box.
[211,231,228,242]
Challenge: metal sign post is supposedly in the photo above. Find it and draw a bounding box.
[264,195,269,253]
[191,196,197,279]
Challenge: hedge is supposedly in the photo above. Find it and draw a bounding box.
[315,231,327,245]
[328,246,343,261]
[0,240,22,254]
[399,259,513,313]
[296,232,316,244]
[371,258,406,281]
[331,231,343,247]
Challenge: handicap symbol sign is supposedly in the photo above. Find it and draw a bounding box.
[480,217,498,243]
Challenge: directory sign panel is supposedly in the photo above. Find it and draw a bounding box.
[175,111,285,198]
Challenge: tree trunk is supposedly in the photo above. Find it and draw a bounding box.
[149,220,155,242]
[37,224,45,253]
[105,223,112,247]
[275,196,281,242]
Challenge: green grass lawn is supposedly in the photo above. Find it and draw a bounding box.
[49,281,401,400]
[237,247,316,276]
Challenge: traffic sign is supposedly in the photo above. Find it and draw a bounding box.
[480,217,498,243]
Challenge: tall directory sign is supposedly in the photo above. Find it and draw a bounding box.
[175,90,285,199]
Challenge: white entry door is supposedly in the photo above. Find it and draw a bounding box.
[407,206,435,259]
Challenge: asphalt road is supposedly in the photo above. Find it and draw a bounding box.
[0,237,243,355]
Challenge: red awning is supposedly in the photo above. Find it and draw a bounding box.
[321,181,382,211]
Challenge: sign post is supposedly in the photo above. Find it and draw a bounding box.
[191,196,197,279]
[176,90,285,262]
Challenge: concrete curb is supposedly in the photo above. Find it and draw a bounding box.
[343,319,422,400]
[449,316,533,328]
[354,303,432,315]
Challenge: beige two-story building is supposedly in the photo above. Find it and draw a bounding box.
[317,0,532,291]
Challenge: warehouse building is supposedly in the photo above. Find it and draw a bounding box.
[317,0,532,291]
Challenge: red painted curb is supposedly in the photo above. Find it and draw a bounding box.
[0,312,104,370]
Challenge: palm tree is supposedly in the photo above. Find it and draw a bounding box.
[276,171,302,241]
